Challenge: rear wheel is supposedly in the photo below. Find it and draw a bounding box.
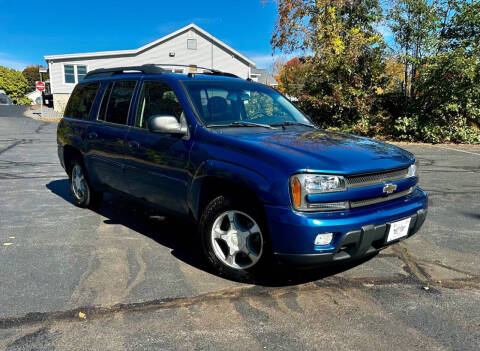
[199,195,270,281]
[69,160,103,209]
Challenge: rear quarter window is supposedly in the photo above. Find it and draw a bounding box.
[64,83,100,120]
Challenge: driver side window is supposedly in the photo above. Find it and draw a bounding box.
[135,81,183,129]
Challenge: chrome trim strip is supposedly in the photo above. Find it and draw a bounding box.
[350,187,414,208]
[346,167,409,188]
[303,187,415,212]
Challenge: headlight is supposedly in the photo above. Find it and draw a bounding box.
[408,161,418,177]
[302,174,346,193]
[290,174,347,211]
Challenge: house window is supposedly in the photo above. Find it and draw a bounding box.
[64,64,88,84]
[187,39,197,50]
[64,65,75,83]
[77,66,87,81]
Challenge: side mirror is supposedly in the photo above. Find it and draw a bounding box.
[147,115,187,135]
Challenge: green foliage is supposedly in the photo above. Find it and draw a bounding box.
[22,65,49,92]
[272,0,388,130]
[246,91,291,120]
[0,66,30,105]
[270,0,480,144]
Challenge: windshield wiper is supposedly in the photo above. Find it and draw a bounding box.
[206,121,278,129]
[270,121,317,129]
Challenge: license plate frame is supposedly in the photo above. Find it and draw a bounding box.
[387,217,411,243]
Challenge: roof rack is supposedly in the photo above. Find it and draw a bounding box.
[84,64,166,79]
[189,69,239,78]
[84,63,240,80]
[151,63,239,78]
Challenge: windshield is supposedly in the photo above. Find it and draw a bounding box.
[182,80,313,127]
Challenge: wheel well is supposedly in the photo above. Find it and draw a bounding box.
[63,145,83,175]
[197,177,263,219]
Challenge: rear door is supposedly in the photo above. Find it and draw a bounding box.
[123,80,192,215]
[61,81,101,158]
[85,80,137,194]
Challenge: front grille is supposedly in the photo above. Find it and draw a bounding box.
[346,167,409,188]
[306,186,415,211]
[350,187,414,208]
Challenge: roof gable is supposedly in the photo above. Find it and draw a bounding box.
[44,23,255,66]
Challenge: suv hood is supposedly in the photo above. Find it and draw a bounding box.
[226,129,414,174]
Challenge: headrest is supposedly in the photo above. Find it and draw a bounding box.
[207,96,228,115]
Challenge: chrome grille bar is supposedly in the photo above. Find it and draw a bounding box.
[346,167,409,188]
[306,187,415,211]
[350,187,414,209]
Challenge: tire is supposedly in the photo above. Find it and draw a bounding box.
[68,159,103,209]
[199,195,271,282]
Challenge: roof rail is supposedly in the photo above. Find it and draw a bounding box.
[84,63,240,80]
[153,63,239,78]
[190,69,239,78]
[84,64,166,79]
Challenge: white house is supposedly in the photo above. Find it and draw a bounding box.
[44,23,276,112]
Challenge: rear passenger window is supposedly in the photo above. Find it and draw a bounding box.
[98,80,136,125]
[64,83,100,120]
[134,81,183,129]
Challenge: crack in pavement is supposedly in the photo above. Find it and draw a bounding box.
[0,258,478,331]
[0,140,27,156]
[34,122,49,134]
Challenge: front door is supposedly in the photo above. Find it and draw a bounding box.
[123,80,192,215]
[85,80,137,194]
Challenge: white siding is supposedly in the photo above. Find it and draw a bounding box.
[48,28,252,95]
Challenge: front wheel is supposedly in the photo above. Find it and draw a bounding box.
[69,160,103,209]
[199,195,270,281]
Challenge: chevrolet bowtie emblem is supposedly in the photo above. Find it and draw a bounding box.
[383,183,397,194]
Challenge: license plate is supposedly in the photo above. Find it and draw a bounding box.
[387,217,411,242]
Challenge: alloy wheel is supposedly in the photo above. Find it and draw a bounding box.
[71,164,87,201]
[210,210,264,270]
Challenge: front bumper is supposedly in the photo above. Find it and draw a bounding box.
[265,187,428,266]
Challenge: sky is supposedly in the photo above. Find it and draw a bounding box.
[0,0,281,71]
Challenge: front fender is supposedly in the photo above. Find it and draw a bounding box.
[188,159,276,220]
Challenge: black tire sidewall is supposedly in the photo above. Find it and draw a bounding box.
[69,160,93,208]
[199,195,271,281]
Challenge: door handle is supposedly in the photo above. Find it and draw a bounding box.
[88,132,98,139]
[127,140,140,149]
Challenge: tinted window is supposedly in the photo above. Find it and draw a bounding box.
[64,65,75,83]
[100,81,136,125]
[64,83,100,120]
[135,81,183,129]
[97,83,112,122]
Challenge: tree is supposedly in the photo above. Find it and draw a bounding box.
[0,66,30,105]
[388,0,443,98]
[271,0,388,131]
[22,65,49,92]
[388,0,480,143]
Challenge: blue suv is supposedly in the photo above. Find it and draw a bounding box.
[57,64,427,281]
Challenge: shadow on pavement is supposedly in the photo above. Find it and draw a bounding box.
[46,179,375,287]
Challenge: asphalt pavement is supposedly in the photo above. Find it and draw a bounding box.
[0,107,479,350]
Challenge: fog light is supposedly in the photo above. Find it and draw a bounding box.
[314,233,334,246]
